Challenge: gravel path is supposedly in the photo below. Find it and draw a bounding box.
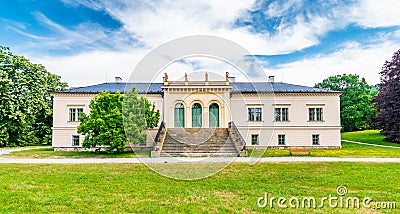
[1,157,400,164]
[1,144,400,164]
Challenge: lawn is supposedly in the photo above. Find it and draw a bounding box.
[249,130,400,158]
[2,147,150,158]
[0,162,398,213]
[342,130,400,147]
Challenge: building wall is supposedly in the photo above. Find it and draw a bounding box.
[230,93,341,147]
[52,90,341,149]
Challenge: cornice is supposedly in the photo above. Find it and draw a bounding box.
[231,92,341,97]
[51,92,163,97]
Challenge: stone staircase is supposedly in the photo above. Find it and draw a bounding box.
[160,128,240,157]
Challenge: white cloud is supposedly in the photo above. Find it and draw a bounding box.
[348,0,400,27]
[31,49,148,86]
[63,0,335,55]
[265,40,399,86]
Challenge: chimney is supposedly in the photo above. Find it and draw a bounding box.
[268,76,275,82]
[115,77,122,83]
[228,76,235,83]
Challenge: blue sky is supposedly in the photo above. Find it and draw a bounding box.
[1,0,400,86]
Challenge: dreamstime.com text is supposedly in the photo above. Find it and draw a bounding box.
[257,186,396,210]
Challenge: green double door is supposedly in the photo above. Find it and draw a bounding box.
[209,103,219,127]
[174,103,185,127]
[192,103,202,127]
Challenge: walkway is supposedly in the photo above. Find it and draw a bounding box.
[1,157,400,164]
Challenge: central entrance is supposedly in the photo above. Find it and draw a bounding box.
[192,103,202,127]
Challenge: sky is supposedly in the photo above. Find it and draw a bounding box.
[1,0,400,87]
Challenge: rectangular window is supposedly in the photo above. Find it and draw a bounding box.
[312,134,320,145]
[72,135,80,146]
[69,108,76,121]
[251,134,259,145]
[309,108,323,121]
[69,108,84,122]
[248,107,262,121]
[77,108,84,120]
[274,108,289,121]
[278,134,286,145]
[316,108,323,121]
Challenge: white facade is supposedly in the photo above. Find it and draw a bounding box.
[52,77,341,150]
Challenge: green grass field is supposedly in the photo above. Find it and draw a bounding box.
[0,163,398,213]
[341,130,400,147]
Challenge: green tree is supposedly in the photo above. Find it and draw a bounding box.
[123,88,147,145]
[314,74,376,132]
[77,88,151,152]
[0,46,67,147]
[143,97,160,129]
[77,91,128,152]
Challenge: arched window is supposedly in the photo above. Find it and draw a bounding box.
[192,103,202,127]
[209,103,219,127]
[174,103,185,127]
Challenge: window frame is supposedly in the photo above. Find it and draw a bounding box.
[251,134,259,145]
[278,134,286,145]
[274,107,289,121]
[312,134,320,145]
[69,108,76,122]
[248,107,262,122]
[69,107,84,122]
[72,135,80,146]
[308,107,323,121]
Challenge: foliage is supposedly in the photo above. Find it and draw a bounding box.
[77,87,153,152]
[314,74,376,132]
[143,97,160,129]
[77,91,128,152]
[122,87,147,145]
[0,46,67,147]
[373,49,400,143]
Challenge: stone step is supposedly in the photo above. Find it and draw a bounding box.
[160,152,240,157]
[160,128,239,157]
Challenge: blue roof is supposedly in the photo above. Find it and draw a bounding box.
[58,82,339,94]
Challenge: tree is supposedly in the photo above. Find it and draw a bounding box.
[314,74,376,132]
[77,87,154,152]
[372,49,400,143]
[143,97,160,129]
[122,88,147,146]
[78,91,128,152]
[0,46,67,147]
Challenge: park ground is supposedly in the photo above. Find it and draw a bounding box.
[0,130,399,213]
[0,162,399,213]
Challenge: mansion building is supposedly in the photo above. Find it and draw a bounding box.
[52,73,342,155]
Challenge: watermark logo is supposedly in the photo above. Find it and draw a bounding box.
[336,186,347,196]
[257,186,396,210]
